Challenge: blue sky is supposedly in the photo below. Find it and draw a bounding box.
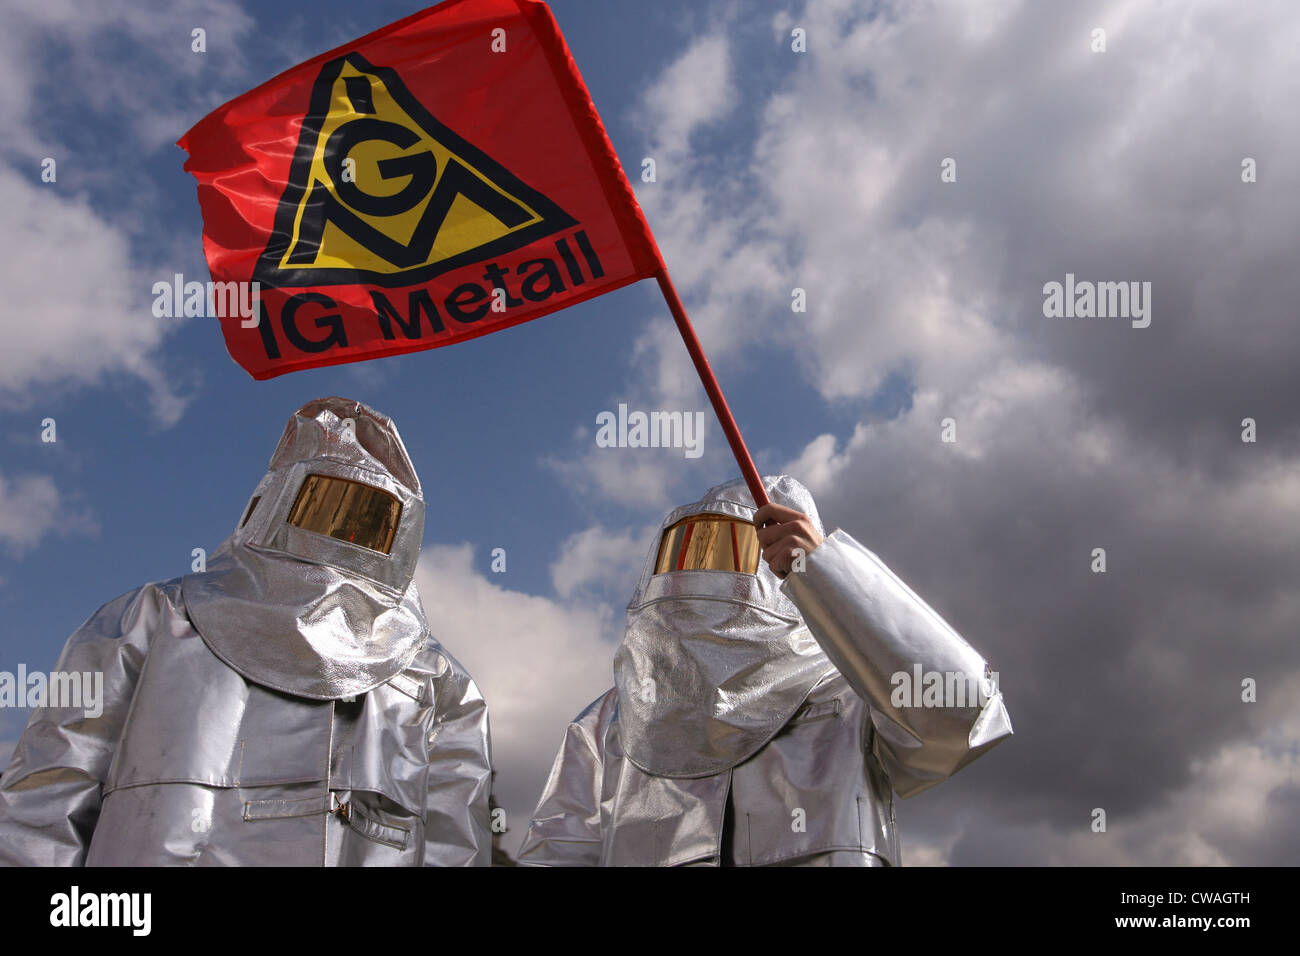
[2,0,1298,865]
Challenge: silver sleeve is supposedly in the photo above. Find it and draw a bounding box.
[782,530,1013,797]
[423,656,494,866]
[516,694,609,866]
[0,585,161,865]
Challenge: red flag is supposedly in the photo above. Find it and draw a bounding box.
[179,0,664,380]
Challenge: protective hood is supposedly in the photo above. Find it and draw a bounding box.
[613,475,837,778]
[183,397,429,700]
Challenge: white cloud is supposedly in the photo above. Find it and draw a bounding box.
[633,34,735,169]
[0,168,188,423]
[625,0,1300,429]
[896,839,950,868]
[549,523,655,601]
[0,471,94,553]
[544,447,685,513]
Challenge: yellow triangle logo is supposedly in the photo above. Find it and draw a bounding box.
[256,53,576,288]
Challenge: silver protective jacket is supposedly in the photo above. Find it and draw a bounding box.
[519,476,1012,866]
[0,397,492,866]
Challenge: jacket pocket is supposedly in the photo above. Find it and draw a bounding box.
[341,798,412,850]
[333,790,416,851]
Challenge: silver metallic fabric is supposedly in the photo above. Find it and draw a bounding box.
[614,476,838,777]
[782,528,1013,797]
[519,475,1012,866]
[0,398,492,866]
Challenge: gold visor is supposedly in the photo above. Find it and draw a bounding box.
[654,516,761,575]
[286,474,402,555]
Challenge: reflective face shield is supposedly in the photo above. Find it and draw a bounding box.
[285,474,403,555]
[654,515,761,575]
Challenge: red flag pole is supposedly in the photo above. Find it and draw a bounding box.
[655,268,770,509]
